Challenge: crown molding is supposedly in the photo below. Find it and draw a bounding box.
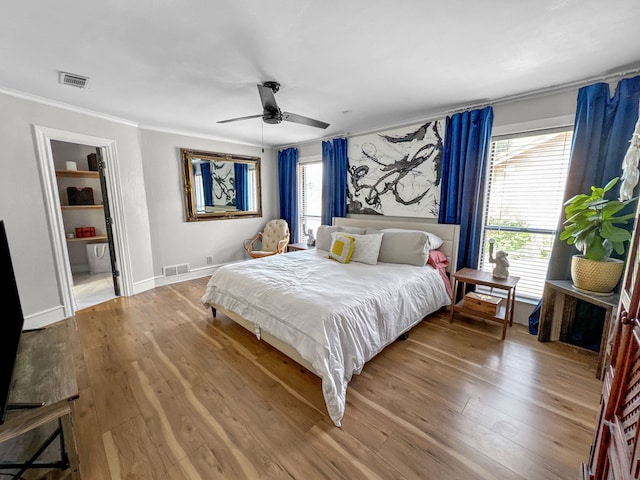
[137,124,272,150]
[0,85,139,127]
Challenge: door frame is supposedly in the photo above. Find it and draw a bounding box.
[33,125,132,317]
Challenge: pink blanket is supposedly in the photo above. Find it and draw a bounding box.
[428,250,452,299]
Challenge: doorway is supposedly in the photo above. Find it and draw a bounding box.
[51,140,120,310]
[33,126,131,318]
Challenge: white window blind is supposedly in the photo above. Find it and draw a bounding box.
[298,162,323,241]
[247,167,257,211]
[479,129,573,300]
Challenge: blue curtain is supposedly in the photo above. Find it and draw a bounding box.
[200,161,213,206]
[438,106,494,270]
[321,138,348,225]
[546,76,640,281]
[234,163,248,211]
[529,75,640,335]
[278,147,299,242]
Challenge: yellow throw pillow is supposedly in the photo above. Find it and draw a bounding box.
[328,233,355,264]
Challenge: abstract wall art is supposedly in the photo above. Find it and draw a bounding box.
[347,120,444,218]
[211,161,235,206]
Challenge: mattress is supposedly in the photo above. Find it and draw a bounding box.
[201,248,451,426]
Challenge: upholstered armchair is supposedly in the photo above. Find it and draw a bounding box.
[244,219,290,258]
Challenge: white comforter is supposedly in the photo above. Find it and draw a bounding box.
[201,249,450,426]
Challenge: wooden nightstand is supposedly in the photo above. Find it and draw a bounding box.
[287,242,313,252]
[450,268,521,340]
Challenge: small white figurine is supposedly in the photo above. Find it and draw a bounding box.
[306,228,316,246]
[488,238,509,278]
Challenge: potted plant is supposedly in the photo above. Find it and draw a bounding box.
[559,177,636,294]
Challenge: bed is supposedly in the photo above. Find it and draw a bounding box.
[201,218,460,426]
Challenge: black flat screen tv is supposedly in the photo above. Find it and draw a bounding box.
[0,220,25,424]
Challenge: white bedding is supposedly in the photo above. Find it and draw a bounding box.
[201,248,450,426]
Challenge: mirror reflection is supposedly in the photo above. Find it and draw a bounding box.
[181,149,262,221]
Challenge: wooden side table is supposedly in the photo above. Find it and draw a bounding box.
[0,321,80,479]
[450,268,521,340]
[287,242,313,252]
[537,279,619,379]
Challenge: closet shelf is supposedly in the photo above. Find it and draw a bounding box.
[66,235,107,243]
[56,170,99,178]
[61,205,103,210]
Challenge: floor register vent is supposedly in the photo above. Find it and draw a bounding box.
[162,263,190,277]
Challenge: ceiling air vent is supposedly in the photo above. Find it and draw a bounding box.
[58,71,90,89]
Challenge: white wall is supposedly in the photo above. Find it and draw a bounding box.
[138,129,278,282]
[0,91,155,328]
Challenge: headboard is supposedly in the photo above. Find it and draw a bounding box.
[333,217,460,276]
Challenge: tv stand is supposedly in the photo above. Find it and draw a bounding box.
[0,321,80,479]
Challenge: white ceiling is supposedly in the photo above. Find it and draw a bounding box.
[1,1,640,148]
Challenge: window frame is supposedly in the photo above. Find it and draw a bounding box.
[297,155,323,243]
[477,123,574,302]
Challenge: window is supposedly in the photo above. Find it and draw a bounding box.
[298,161,323,242]
[479,129,573,300]
[247,166,257,211]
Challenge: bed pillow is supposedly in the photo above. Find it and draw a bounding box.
[348,233,384,265]
[328,233,355,264]
[338,225,366,235]
[316,225,339,251]
[377,231,431,266]
[381,228,444,250]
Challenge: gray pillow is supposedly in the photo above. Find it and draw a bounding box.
[377,231,430,266]
[381,228,444,250]
[339,226,366,235]
[316,225,339,251]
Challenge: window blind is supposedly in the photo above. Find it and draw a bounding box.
[479,129,573,300]
[298,162,323,241]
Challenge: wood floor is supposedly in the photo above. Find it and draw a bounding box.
[67,277,602,480]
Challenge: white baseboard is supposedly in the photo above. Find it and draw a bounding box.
[23,305,67,330]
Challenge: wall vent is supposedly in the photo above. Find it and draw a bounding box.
[58,71,90,88]
[162,263,190,277]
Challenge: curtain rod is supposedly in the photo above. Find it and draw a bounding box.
[445,65,640,115]
[276,66,640,151]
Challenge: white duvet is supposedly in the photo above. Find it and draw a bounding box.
[201,248,450,426]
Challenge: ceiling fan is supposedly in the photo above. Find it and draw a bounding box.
[217,81,330,129]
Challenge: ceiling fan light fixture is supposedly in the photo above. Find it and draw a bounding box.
[216,82,329,129]
[262,113,282,125]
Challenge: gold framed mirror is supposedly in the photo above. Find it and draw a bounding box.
[180,148,262,221]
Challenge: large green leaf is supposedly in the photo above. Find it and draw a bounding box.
[610,212,637,223]
[603,176,619,193]
[564,193,590,205]
[600,201,626,217]
[559,229,573,241]
[611,240,626,255]
[601,222,631,242]
[585,237,606,261]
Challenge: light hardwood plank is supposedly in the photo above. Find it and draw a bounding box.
[67,276,601,479]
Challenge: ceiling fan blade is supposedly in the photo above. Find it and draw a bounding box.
[282,112,330,129]
[257,84,279,111]
[217,114,263,124]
